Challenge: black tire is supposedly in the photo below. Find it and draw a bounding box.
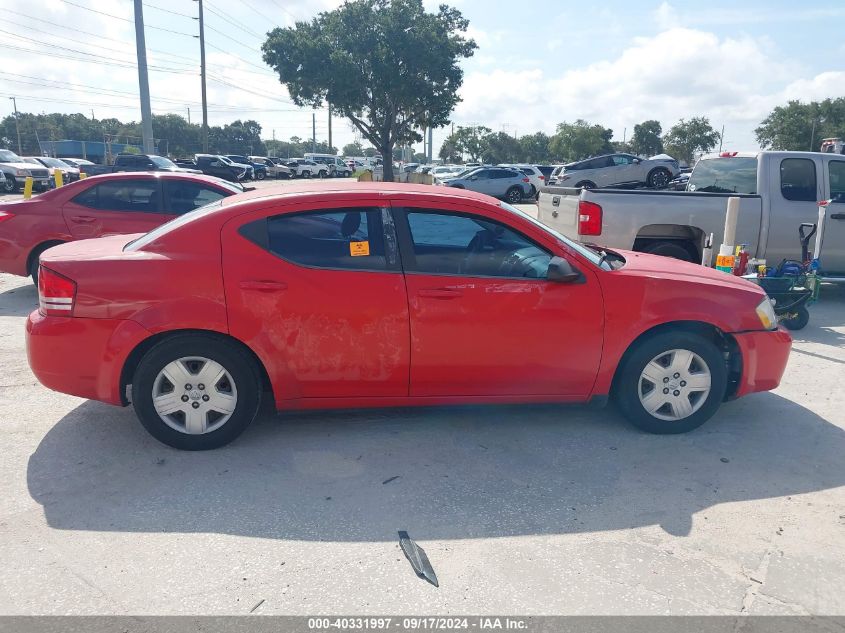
[131,334,262,450]
[28,242,62,285]
[505,186,523,204]
[647,168,672,189]
[782,305,809,330]
[576,181,596,189]
[2,176,17,194]
[641,240,696,262]
[255,170,266,181]
[614,330,727,434]
[302,170,311,179]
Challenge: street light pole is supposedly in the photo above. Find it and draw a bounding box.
[9,97,22,155]
[133,0,155,154]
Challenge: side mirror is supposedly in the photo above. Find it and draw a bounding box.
[633,158,641,164]
[546,256,581,283]
[469,176,478,181]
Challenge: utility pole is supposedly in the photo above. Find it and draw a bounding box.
[428,125,433,163]
[9,97,22,155]
[718,124,725,153]
[809,118,816,152]
[196,0,209,152]
[187,106,191,124]
[133,0,155,154]
[312,111,316,153]
[327,103,332,151]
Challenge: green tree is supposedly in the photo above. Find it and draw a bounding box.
[343,141,364,156]
[481,132,521,164]
[262,0,476,181]
[441,125,491,161]
[438,136,462,162]
[755,98,845,151]
[663,117,720,164]
[548,120,613,162]
[630,120,663,156]
[518,131,551,163]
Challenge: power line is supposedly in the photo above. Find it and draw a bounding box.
[203,1,263,38]
[240,0,280,26]
[0,43,193,73]
[59,0,198,37]
[143,1,196,20]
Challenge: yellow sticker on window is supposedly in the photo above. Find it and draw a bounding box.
[350,241,370,256]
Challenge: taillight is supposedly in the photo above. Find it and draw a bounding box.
[578,200,603,236]
[539,175,545,180]
[38,266,76,316]
[0,210,15,224]
[522,177,530,183]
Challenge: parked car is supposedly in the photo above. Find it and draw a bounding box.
[0,149,51,193]
[23,157,80,183]
[537,150,845,274]
[250,156,292,179]
[499,164,547,199]
[84,153,203,177]
[304,153,353,177]
[59,158,96,170]
[536,165,556,182]
[555,153,680,190]
[226,155,266,181]
[0,172,243,283]
[286,159,329,178]
[430,165,464,179]
[0,170,6,190]
[187,154,253,182]
[25,182,791,450]
[440,166,532,204]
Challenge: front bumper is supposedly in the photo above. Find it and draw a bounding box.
[733,327,792,397]
[26,311,152,405]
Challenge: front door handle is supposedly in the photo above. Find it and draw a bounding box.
[239,280,288,292]
[70,215,96,223]
[830,213,845,220]
[418,288,463,299]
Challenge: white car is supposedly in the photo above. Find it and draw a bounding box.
[287,159,329,178]
[250,156,292,179]
[430,165,464,180]
[554,153,680,189]
[0,149,51,193]
[498,164,547,199]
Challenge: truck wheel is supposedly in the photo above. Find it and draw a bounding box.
[505,186,523,204]
[647,168,672,189]
[614,330,727,434]
[2,176,17,193]
[782,305,809,331]
[131,334,262,450]
[576,181,596,189]
[641,241,696,262]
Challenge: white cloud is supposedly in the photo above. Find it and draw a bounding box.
[452,27,838,151]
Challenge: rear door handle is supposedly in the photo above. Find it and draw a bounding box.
[239,280,288,292]
[70,215,96,223]
[418,288,463,299]
[830,213,845,220]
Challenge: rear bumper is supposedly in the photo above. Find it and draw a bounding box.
[26,311,153,405]
[733,327,792,397]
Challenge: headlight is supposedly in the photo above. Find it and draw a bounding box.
[14,169,27,176]
[755,297,777,330]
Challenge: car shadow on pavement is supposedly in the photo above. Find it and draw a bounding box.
[0,282,36,317]
[27,392,845,541]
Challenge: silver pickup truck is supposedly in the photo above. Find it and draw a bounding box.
[537,151,845,276]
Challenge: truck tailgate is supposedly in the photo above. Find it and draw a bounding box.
[537,186,582,237]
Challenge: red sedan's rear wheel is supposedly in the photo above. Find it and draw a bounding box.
[614,330,727,434]
[131,334,262,450]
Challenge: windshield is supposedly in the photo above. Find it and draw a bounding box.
[218,156,234,165]
[41,157,69,168]
[498,201,607,268]
[0,149,22,163]
[125,200,226,251]
[687,157,758,194]
[150,155,177,168]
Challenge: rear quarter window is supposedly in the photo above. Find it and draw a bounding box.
[780,158,817,202]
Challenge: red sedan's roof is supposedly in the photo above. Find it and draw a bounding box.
[79,171,230,187]
[221,181,495,208]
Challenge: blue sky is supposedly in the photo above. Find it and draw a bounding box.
[1,0,842,156]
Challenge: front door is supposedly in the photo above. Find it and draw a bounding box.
[394,204,604,398]
[222,200,410,401]
[766,156,825,265]
[61,177,165,239]
[822,158,845,274]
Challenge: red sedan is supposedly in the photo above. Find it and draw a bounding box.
[0,172,243,283]
[26,183,791,450]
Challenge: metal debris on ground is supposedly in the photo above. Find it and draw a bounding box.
[382,475,400,485]
[398,531,439,587]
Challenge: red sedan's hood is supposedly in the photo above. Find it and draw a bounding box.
[613,249,765,295]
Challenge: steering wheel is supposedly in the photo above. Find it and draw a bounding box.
[459,229,499,274]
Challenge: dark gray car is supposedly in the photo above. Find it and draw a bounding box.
[439,167,531,203]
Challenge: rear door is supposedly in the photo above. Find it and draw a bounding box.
[222,199,410,401]
[821,158,845,274]
[61,177,165,238]
[766,156,824,265]
[161,179,233,217]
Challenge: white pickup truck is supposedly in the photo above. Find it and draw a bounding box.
[537,151,845,277]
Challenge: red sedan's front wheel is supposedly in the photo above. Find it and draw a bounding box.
[131,334,262,450]
[614,330,727,434]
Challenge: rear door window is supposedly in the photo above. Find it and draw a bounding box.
[780,158,818,202]
[72,179,161,213]
[250,208,396,272]
[163,180,231,215]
